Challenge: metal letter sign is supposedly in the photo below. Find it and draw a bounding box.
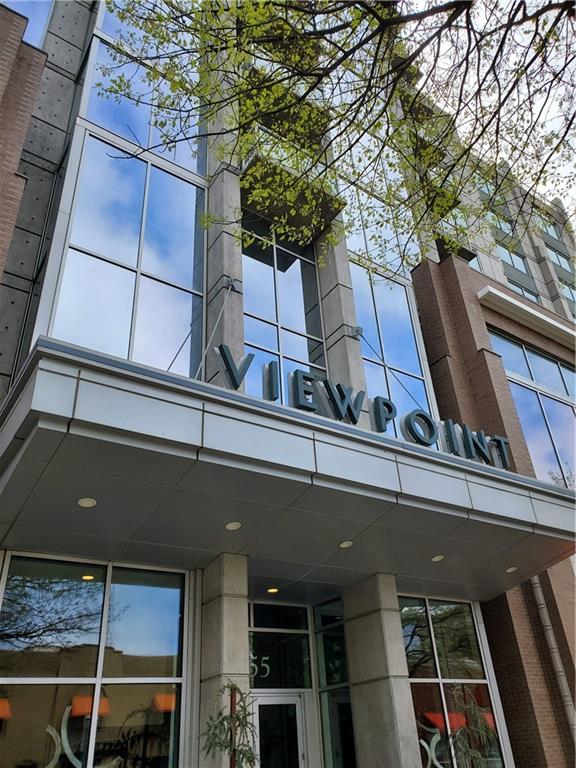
[215,345,511,469]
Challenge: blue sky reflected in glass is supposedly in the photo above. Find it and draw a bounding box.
[52,249,135,357]
[277,252,321,337]
[561,366,575,398]
[3,0,51,46]
[143,167,202,290]
[242,246,276,321]
[105,569,183,677]
[349,263,380,360]
[389,371,430,438]
[540,396,575,483]
[490,332,531,380]
[245,315,278,351]
[70,136,146,268]
[526,348,567,395]
[282,329,324,366]
[373,278,421,375]
[510,382,563,484]
[363,360,388,401]
[132,278,201,376]
[87,41,150,147]
[283,358,324,408]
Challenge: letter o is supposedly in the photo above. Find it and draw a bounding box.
[400,409,438,446]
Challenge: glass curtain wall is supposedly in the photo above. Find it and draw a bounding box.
[51,135,204,377]
[399,596,505,768]
[490,331,575,488]
[242,213,326,405]
[0,555,186,768]
[349,262,435,437]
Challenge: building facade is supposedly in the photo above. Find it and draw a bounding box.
[0,3,574,768]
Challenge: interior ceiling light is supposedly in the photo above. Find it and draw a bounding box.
[81,574,95,581]
[339,540,354,549]
[431,554,445,562]
[266,587,279,594]
[224,521,242,531]
[506,566,518,574]
[77,497,97,509]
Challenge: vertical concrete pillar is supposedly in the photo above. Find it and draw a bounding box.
[199,553,250,768]
[316,231,369,425]
[343,574,421,768]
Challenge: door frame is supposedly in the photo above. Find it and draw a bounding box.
[252,691,308,768]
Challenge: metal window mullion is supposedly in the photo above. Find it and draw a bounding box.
[424,596,459,768]
[86,561,114,768]
[272,237,288,403]
[128,159,151,359]
[0,550,12,610]
[177,570,191,768]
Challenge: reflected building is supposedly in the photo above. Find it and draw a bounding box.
[0,2,574,768]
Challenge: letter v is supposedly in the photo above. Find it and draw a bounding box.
[217,344,254,389]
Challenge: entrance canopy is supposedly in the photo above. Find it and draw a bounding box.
[0,338,573,602]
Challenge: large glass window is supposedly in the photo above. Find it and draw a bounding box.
[87,37,205,175]
[546,245,573,273]
[490,331,575,488]
[350,262,435,437]
[400,597,504,768]
[495,244,528,274]
[0,555,185,768]
[51,135,204,377]
[242,213,325,405]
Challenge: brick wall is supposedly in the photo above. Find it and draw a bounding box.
[412,254,575,767]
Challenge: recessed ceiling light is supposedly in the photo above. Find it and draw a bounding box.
[339,540,354,549]
[266,587,279,594]
[506,566,518,574]
[224,521,242,531]
[77,497,97,509]
[431,554,445,562]
[81,574,95,581]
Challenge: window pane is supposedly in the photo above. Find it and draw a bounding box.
[243,241,276,321]
[70,136,146,267]
[410,683,453,768]
[373,279,422,374]
[363,360,389,401]
[320,689,357,768]
[510,382,563,485]
[282,329,324,366]
[245,315,278,351]
[253,604,308,630]
[132,278,202,377]
[142,167,204,291]
[250,632,311,688]
[350,263,381,360]
[444,683,504,768]
[525,349,565,394]
[87,41,151,146]
[0,557,105,677]
[541,396,575,486]
[93,683,180,768]
[244,345,280,400]
[277,250,322,337]
[399,597,437,678]
[389,370,431,438]
[429,601,484,679]
[104,569,184,677]
[489,332,531,379]
[52,249,135,357]
[316,624,348,687]
[0,684,94,768]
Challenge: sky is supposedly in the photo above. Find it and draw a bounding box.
[2,0,52,47]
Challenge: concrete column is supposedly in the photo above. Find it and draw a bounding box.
[316,230,369,426]
[199,553,250,768]
[343,574,421,768]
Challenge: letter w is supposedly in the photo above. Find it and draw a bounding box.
[323,381,365,424]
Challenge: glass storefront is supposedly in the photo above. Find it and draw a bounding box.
[400,596,505,768]
[0,555,186,768]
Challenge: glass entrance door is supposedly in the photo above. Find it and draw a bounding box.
[253,693,307,768]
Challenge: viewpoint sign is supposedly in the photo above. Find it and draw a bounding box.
[216,344,511,470]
